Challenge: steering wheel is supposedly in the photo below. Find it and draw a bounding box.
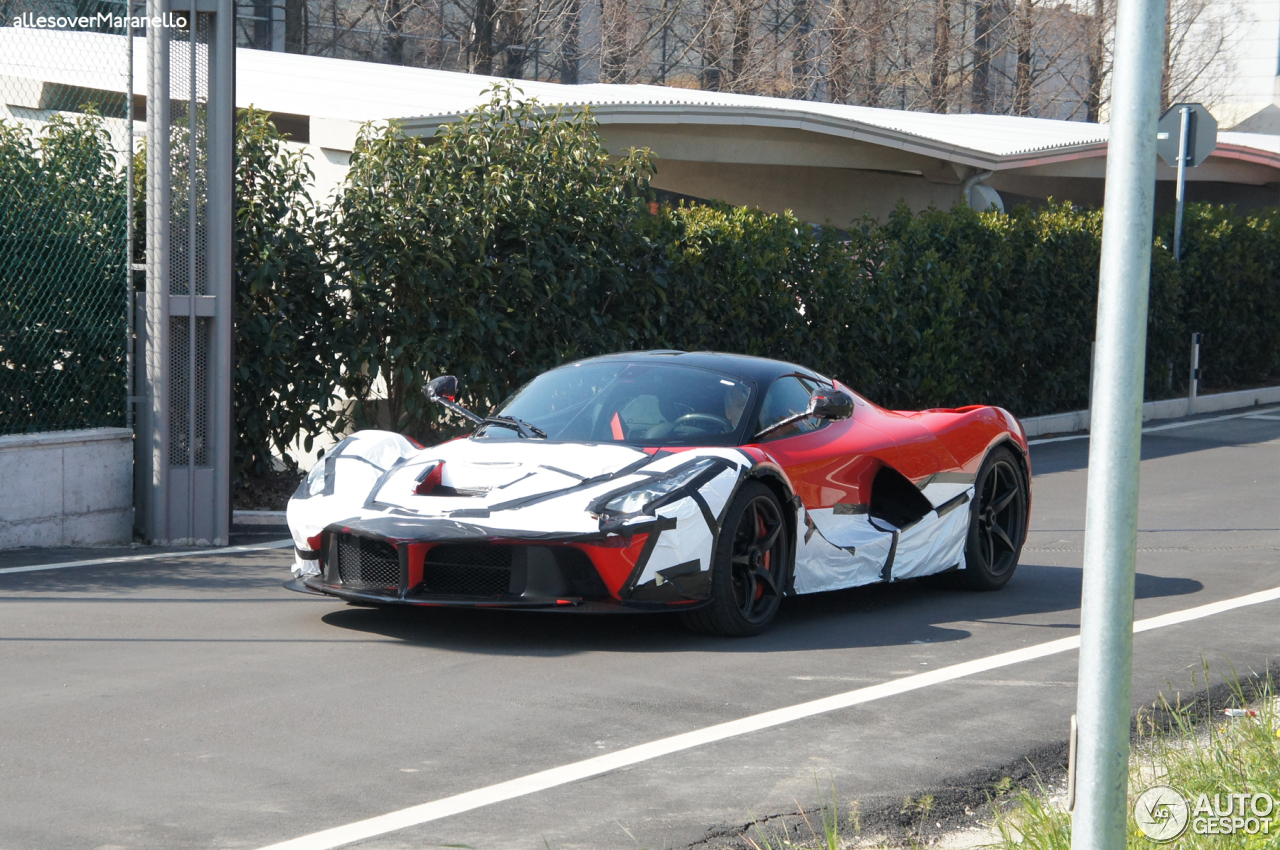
[672,413,733,434]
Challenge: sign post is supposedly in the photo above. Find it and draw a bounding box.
[1156,103,1217,261]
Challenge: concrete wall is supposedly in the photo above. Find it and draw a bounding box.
[0,428,134,548]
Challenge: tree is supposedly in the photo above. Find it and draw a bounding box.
[929,0,952,112]
[260,0,1243,125]
[327,87,654,433]
[1160,0,1244,111]
[232,109,344,478]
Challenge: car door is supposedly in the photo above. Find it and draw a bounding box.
[749,375,896,511]
[748,375,903,592]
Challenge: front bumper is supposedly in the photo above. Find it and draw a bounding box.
[282,577,696,612]
[285,527,712,610]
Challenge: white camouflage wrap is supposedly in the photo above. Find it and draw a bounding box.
[286,429,975,594]
[286,431,750,593]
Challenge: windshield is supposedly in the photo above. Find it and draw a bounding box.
[477,361,755,446]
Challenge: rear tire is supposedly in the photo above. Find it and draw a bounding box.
[680,482,790,637]
[957,445,1028,591]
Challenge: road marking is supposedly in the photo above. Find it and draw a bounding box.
[255,585,1280,850]
[0,539,294,575]
[1027,408,1279,445]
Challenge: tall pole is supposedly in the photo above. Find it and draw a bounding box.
[144,0,172,542]
[1173,105,1190,260]
[210,0,235,546]
[188,0,197,543]
[1069,0,1166,846]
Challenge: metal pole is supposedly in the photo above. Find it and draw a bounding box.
[1173,104,1190,261]
[209,0,235,546]
[1188,332,1201,414]
[1069,0,1166,846]
[188,0,197,544]
[145,0,172,542]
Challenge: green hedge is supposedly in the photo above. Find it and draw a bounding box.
[232,89,1280,478]
[1159,204,1280,389]
[234,110,345,476]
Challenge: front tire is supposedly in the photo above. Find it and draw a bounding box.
[680,482,790,636]
[958,445,1028,590]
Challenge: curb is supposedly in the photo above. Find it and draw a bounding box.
[233,510,288,526]
[1020,384,1280,438]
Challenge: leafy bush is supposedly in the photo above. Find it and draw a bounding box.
[1161,204,1280,389]
[329,87,655,437]
[222,88,1280,472]
[233,108,344,478]
[7,92,1275,470]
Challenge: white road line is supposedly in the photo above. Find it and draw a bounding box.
[1027,408,1277,445]
[256,585,1280,850]
[1142,410,1277,433]
[1028,433,1094,445]
[0,539,294,575]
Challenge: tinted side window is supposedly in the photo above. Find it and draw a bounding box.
[756,376,825,439]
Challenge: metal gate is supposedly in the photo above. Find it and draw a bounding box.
[134,0,234,545]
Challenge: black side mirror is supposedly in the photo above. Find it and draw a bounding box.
[426,375,458,402]
[810,389,854,421]
[424,374,484,424]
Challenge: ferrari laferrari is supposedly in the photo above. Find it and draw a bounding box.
[285,351,1031,635]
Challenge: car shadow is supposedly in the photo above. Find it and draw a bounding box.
[317,562,1203,656]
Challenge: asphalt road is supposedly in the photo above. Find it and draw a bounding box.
[2,407,1277,850]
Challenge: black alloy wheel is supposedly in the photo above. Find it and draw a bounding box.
[959,445,1028,590]
[681,481,790,636]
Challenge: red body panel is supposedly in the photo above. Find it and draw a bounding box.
[745,382,1029,509]
[572,534,651,599]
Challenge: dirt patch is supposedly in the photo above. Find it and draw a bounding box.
[687,741,1068,850]
[233,471,301,511]
[687,661,1280,849]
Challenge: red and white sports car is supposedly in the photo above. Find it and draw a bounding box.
[285,351,1031,635]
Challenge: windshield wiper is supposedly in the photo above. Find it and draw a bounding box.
[482,415,548,439]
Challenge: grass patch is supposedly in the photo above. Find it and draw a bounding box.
[992,668,1280,849]
[742,775,857,849]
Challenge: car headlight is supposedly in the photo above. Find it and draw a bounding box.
[602,458,719,517]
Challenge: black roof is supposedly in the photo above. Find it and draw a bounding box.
[570,350,826,387]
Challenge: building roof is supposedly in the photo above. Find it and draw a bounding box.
[2,26,1278,173]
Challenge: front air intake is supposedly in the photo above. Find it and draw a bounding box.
[421,544,514,597]
[335,534,400,589]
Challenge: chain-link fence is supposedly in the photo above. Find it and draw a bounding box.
[0,4,134,435]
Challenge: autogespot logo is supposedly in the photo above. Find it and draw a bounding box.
[1134,785,1191,842]
[1134,785,1277,841]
